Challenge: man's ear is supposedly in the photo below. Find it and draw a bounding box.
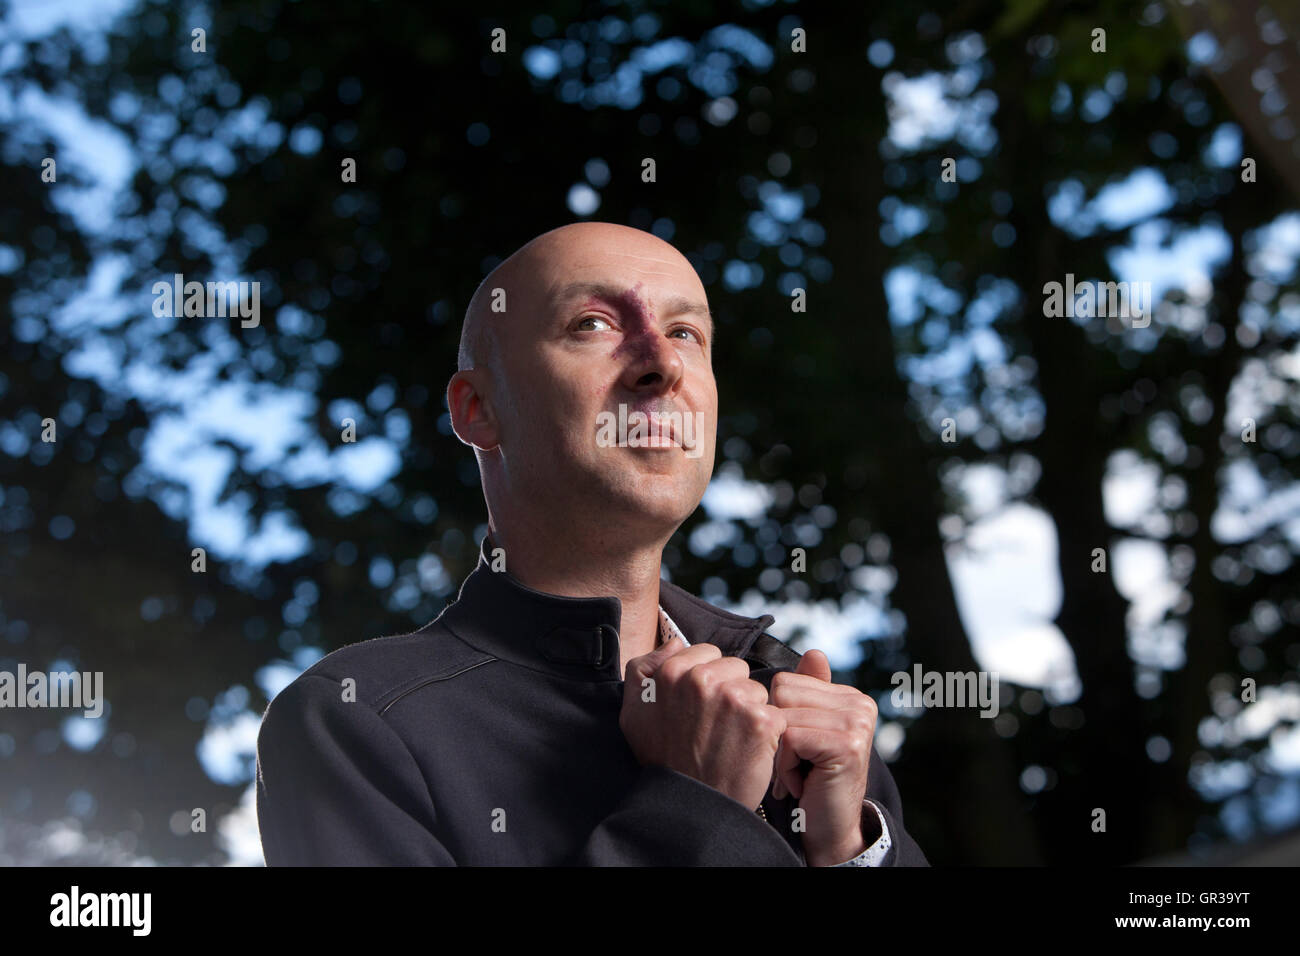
[447,370,501,451]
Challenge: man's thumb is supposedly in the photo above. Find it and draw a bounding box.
[795,647,832,683]
[625,633,687,681]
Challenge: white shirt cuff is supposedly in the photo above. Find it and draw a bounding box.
[830,798,892,866]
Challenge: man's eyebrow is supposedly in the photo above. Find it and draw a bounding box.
[553,281,715,342]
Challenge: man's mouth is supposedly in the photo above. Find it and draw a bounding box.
[594,404,706,457]
[643,412,679,447]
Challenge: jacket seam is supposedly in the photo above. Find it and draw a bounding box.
[377,658,497,715]
[368,650,496,709]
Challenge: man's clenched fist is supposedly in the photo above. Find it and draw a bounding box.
[620,636,787,812]
[769,649,880,867]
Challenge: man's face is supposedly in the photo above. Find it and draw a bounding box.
[471,225,718,539]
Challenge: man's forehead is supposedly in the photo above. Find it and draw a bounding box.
[550,277,701,305]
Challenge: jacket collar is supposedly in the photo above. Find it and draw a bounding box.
[435,532,776,683]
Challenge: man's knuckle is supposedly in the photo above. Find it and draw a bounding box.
[742,701,769,728]
[720,681,752,708]
[659,658,686,681]
[691,663,716,684]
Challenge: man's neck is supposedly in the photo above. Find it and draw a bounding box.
[487,518,668,674]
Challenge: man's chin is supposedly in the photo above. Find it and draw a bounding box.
[584,472,704,527]
[619,445,714,480]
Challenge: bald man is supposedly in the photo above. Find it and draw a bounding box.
[255,222,928,866]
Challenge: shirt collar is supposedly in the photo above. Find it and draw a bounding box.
[433,531,774,683]
[657,605,690,647]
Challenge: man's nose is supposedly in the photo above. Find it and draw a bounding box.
[618,325,685,392]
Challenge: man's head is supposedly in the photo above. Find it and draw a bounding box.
[448,222,718,548]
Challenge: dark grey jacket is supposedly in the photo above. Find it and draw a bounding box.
[255,538,929,866]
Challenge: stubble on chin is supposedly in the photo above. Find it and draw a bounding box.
[576,455,705,524]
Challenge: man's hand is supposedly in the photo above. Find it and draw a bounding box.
[769,649,879,867]
[620,637,788,812]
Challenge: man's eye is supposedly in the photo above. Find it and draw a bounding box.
[576,315,612,331]
[670,327,702,343]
